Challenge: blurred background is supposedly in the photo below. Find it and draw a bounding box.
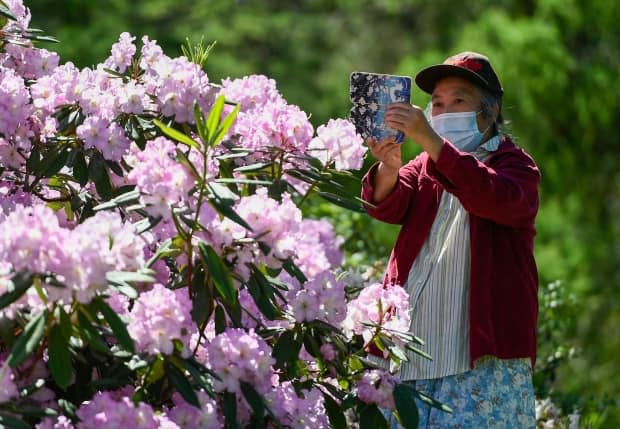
[25,0,619,426]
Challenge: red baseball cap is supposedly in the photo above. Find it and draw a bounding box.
[415,51,504,97]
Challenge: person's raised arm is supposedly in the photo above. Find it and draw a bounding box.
[366,137,403,202]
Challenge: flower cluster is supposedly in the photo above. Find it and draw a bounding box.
[342,282,411,342]
[308,118,366,170]
[73,390,179,429]
[264,382,330,428]
[0,357,18,404]
[126,137,195,218]
[0,205,145,306]
[126,283,196,356]
[204,328,275,395]
[166,391,223,429]
[286,270,346,325]
[356,369,400,409]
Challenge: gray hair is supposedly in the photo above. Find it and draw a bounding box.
[478,87,503,130]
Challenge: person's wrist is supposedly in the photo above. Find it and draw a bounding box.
[378,161,400,175]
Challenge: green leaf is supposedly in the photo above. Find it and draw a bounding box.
[0,2,18,21]
[272,330,301,369]
[190,267,212,326]
[206,95,225,143]
[93,189,140,211]
[72,150,89,186]
[93,298,134,353]
[323,392,347,429]
[194,104,208,143]
[233,162,271,173]
[413,389,453,413]
[26,144,41,172]
[282,258,307,283]
[153,119,201,150]
[211,102,240,146]
[198,242,235,304]
[215,178,272,186]
[106,270,156,284]
[0,414,34,429]
[40,146,70,177]
[404,343,433,361]
[48,324,73,389]
[214,305,227,334]
[76,311,110,354]
[88,153,113,199]
[317,191,366,212]
[222,392,242,429]
[8,310,48,368]
[0,272,33,310]
[359,404,388,429]
[393,383,420,429]
[240,382,266,421]
[246,268,281,321]
[165,360,200,408]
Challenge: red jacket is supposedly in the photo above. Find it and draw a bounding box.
[361,136,541,367]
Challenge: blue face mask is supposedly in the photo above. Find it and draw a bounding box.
[430,111,488,153]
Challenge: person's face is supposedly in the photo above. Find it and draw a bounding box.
[430,76,494,133]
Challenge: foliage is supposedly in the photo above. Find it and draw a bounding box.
[0,4,449,428]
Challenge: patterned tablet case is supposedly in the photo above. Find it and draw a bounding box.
[349,72,412,143]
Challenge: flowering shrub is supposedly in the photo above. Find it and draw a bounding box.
[0,2,439,428]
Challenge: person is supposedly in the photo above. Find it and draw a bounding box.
[361,51,540,428]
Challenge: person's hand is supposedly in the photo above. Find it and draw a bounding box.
[367,136,402,172]
[384,102,445,162]
[384,102,431,140]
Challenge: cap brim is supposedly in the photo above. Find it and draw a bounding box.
[415,64,491,95]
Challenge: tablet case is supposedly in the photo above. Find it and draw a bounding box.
[349,72,412,143]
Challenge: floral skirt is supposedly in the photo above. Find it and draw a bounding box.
[385,357,535,429]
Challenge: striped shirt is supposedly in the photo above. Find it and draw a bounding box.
[399,135,500,380]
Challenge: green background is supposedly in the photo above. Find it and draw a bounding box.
[25,0,620,425]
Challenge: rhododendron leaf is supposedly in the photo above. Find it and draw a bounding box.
[0,272,33,310]
[222,392,242,429]
[323,392,347,429]
[317,191,365,213]
[412,389,452,413]
[214,305,227,334]
[93,189,140,211]
[208,196,253,232]
[394,383,420,429]
[88,154,113,199]
[282,258,307,283]
[359,404,388,429]
[240,382,266,423]
[246,267,281,320]
[388,345,408,363]
[194,104,208,143]
[106,270,156,284]
[152,119,201,150]
[198,242,235,304]
[72,150,89,186]
[273,330,301,371]
[165,360,200,408]
[40,145,70,177]
[191,267,212,326]
[215,178,272,186]
[174,148,200,179]
[0,2,18,21]
[76,311,110,354]
[0,414,33,429]
[233,162,271,173]
[404,343,433,361]
[8,310,48,368]
[93,298,134,353]
[48,324,72,389]
[211,101,240,147]
[206,95,225,142]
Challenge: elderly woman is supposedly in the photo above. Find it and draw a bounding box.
[363,52,540,428]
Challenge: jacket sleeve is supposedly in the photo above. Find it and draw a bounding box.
[425,140,540,227]
[360,158,422,225]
